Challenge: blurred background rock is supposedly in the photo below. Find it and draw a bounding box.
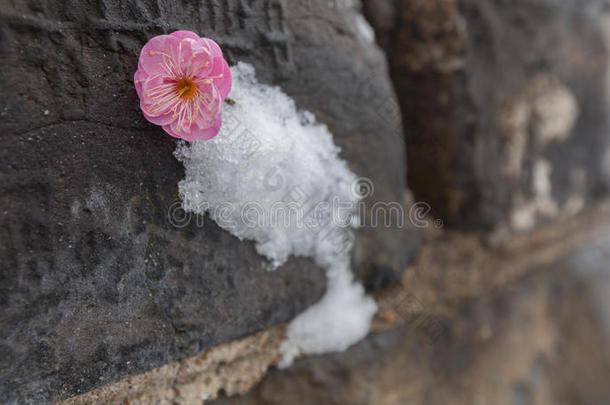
[364,0,610,231]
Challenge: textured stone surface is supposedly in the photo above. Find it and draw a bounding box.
[0,0,409,403]
[215,270,610,405]
[365,0,610,230]
[56,325,285,405]
[53,202,610,405]
[212,203,610,405]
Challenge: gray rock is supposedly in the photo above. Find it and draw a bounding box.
[569,221,610,339]
[365,0,610,230]
[0,0,410,403]
[212,246,610,405]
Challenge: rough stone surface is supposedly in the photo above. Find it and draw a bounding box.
[52,202,610,405]
[56,325,285,405]
[212,203,610,405]
[365,0,610,230]
[0,0,409,403]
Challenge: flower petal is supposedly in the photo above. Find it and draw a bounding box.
[201,38,224,59]
[188,116,223,141]
[213,58,232,100]
[161,123,185,140]
[171,30,201,41]
[181,39,214,78]
[193,85,223,127]
[133,69,148,98]
[141,105,176,126]
[140,76,176,114]
[139,34,181,76]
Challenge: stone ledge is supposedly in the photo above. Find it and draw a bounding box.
[59,201,610,404]
[56,326,285,405]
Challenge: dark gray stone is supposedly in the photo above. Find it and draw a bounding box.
[0,0,410,403]
[212,253,610,405]
[365,0,610,230]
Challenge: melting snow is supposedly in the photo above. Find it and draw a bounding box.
[175,62,376,367]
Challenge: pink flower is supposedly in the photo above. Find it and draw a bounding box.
[134,31,232,141]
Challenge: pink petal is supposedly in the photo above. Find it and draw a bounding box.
[140,76,174,115]
[133,69,148,98]
[201,38,224,59]
[213,59,232,100]
[170,30,201,41]
[188,117,223,141]
[167,113,195,137]
[193,87,222,127]
[141,105,176,126]
[181,40,214,78]
[160,108,222,142]
[139,35,181,76]
[161,123,185,140]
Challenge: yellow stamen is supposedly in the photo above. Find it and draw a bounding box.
[175,77,198,100]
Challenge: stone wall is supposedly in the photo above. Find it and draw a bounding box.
[0,0,409,403]
[365,0,610,230]
[60,202,610,405]
[2,0,610,403]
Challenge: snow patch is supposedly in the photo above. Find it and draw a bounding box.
[176,62,376,366]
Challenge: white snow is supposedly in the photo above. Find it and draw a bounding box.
[175,62,376,366]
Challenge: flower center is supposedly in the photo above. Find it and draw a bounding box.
[176,77,197,100]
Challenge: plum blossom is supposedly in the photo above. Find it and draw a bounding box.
[134,31,231,141]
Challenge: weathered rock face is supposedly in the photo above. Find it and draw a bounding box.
[212,209,610,405]
[365,0,610,230]
[214,272,610,405]
[0,0,409,403]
